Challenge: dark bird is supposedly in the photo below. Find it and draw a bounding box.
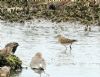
[56,35,77,53]
[30,52,46,77]
[0,42,19,56]
[5,42,19,54]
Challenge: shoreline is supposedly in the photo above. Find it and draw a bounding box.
[0,1,100,26]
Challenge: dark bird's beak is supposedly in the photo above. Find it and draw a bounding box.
[14,42,19,47]
[17,43,19,46]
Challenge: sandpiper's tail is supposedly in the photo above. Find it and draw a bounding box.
[72,39,77,42]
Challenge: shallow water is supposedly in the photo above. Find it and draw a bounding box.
[0,19,100,77]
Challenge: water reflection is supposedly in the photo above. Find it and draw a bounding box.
[0,19,100,77]
[10,70,22,77]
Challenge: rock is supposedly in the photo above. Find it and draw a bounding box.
[0,66,11,77]
[0,55,22,70]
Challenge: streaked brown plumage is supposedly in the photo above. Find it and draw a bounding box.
[0,66,11,77]
[30,52,46,77]
[0,42,19,56]
[56,35,77,52]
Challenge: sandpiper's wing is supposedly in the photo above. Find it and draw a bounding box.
[39,59,46,69]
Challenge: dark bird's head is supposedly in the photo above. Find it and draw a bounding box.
[5,42,19,54]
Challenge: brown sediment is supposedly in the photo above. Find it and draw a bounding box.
[0,0,99,26]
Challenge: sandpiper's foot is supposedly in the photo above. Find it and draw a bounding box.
[70,45,72,50]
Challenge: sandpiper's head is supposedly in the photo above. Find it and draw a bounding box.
[35,52,42,58]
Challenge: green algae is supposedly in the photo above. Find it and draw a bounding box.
[0,55,22,70]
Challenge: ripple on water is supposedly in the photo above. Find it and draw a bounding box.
[0,19,100,77]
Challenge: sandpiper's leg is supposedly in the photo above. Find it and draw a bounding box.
[40,74,41,77]
[64,45,67,50]
[70,45,72,50]
[44,71,50,77]
[69,44,72,54]
[63,45,67,54]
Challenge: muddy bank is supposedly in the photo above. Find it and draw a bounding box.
[0,0,100,25]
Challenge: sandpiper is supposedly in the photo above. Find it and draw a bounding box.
[30,52,46,77]
[56,35,77,53]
